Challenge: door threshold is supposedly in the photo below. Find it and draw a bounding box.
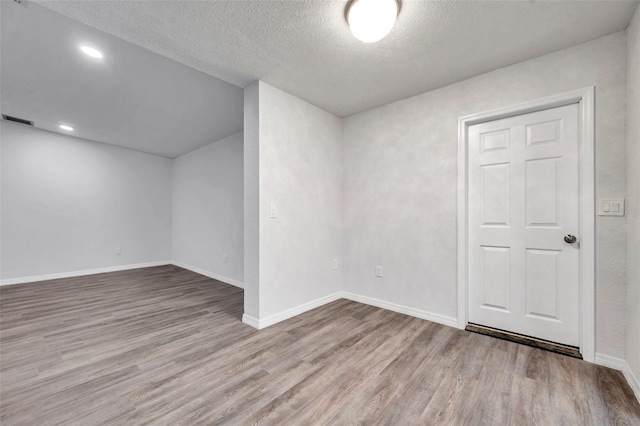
[465,323,582,359]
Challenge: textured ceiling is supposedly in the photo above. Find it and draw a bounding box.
[35,0,639,117]
[1,1,243,158]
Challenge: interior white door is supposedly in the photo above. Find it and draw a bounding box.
[468,103,580,347]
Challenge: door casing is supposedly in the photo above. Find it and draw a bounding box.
[457,87,595,362]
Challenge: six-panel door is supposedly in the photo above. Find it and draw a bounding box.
[468,103,580,347]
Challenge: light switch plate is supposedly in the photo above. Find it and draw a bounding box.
[598,198,625,216]
[269,203,277,218]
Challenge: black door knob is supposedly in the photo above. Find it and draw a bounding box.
[564,234,577,244]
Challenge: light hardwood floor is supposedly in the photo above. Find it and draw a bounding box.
[1,265,639,425]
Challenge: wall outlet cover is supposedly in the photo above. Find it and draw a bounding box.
[375,265,383,277]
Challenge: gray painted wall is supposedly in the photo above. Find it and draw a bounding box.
[172,132,244,285]
[245,82,343,321]
[1,122,172,279]
[244,83,261,318]
[259,82,343,318]
[626,6,640,386]
[343,32,628,358]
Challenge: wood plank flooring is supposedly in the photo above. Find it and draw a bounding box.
[1,265,639,425]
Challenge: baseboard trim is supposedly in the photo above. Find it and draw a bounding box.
[341,292,459,328]
[171,261,244,289]
[0,260,172,286]
[242,292,343,330]
[623,363,640,404]
[242,314,260,329]
[595,353,625,370]
[243,291,458,331]
[595,353,640,403]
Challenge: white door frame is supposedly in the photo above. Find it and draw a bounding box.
[457,87,595,362]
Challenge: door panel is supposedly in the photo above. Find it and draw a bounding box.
[480,245,510,311]
[526,119,561,146]
[468,103,580,347]
[525,248,560,320]
[481,163,510,226]
[481,129,510,152]
[525,158,559,226]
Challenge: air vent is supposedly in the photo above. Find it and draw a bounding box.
[2,114,34,126]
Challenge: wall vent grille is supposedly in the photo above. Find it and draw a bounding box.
[2,114,34,126]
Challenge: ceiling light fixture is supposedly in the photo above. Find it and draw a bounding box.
[79,45,104,59]
[59,124,75,131]
[346,0,399,43]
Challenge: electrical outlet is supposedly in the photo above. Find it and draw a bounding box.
[332,259,339,270]
[375,265,383,277]
[269,203,277,218]
[115,247,122,256]
[222,254,229,263]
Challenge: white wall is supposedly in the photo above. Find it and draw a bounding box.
[1,121,245,288]
[172,132,244,287]
[343,32,628,358]
[626,5,640,388]
[260,82,343,318]
[1,122,172,280]
[244,82,343,322]
[244,82,261,318]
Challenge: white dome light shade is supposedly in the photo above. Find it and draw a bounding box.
[79,45,104,59]
[347,0,399,43]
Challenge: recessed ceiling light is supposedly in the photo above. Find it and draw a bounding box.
[79,45,104,59]
[346,0,399,43]
[59,124,75,131]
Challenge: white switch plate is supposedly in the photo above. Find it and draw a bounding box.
[598,198,625,216]
[375,265,383,277]
[222,254,229,263]
[115,247,122,255]
[269,203,277,218]
[332,259,339,270]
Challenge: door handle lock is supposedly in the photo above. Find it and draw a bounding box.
[564,234,577,244]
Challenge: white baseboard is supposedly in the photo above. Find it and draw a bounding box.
[1,260,245,289]
[595,353,640,403]
[594,353,625,370]
[243,291,458,331]
[341,291,459,328]
[242,292,343,330]
[0,260,172,286]
[242,314,260,329]
[171,261,243,289]
[624,362,640,404]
